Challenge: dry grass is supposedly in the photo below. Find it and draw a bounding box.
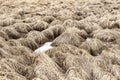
[18,38,39,50]
[32,21,48,31]
[0,30,9,40]
[52,27,85,47]
[0,0,120,80]
[1,27,21,39]
[91,29,120,42]
[80,38,105,56]
[0,18,15,27]
[42,25,64,40]
[14,23,32,33]
[33,53,64,80]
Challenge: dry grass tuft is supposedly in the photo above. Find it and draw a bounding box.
[46,44,89,71]
[0,58,26,75]
[65,67,90,80]
[56,9,73,21]
[2,27,21,39]
[99,14,120,29]
[42,16,55,24]
[25,31,41,38]
[62,19,74,28]
[33,53,64,80]
[0,18,16,27]
[7,39,21,46]
[76,29,88,39]
[91,29,120,42]
[18,38,38,50]
[2,46,34,66]
[92,67,117,80]
[32,21,48,31]
[52,27,84,47]
[31,32,49,45]
[78,20,102,34]
[0,39,8,48]
[42,25,64,40]
[42,29,54,40]
[3,46,32,56]
[80,38,105,56]
[0,58,34,80]
[50,20,63,26]
[14,23,32,33]
[101,48,120,65]
[0,48,13,59]
[0,30,9,40]
[0,71,27,80]
[110,20,120,29]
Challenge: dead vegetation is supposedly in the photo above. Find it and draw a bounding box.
[51,27,85,47]
[91,29,120,42]
[80,38,105,56]
[14,23,32,33]
[32,21,48,31]
[0,0,120,80]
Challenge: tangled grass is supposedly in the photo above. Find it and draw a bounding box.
[51,27,85,47]
[0,0,120,80]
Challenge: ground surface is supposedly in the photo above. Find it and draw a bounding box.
[0,0,120,80]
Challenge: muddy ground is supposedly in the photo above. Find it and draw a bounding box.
[0,0,120,80]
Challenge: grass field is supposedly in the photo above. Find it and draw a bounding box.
[0,0,120,80]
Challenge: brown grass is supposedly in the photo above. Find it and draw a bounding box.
[46,44,89,72]
[65,67,90,80]
[52,27,84,47]
[91,29,120,42]
[80,38,105,56]
[0,18,15,27]
[7,39,22,46]
[2,27,21,39]
[50,20,62,26]
[42,25,64,40]
[42,16,55,24]
[14,23,32,33]
[32,21,48,31]
[0,30,9,41]
[18,38,38,50]
[34,33,49,45]
[33,53,64,80]
[0,71,27,80]
[0,0,120,80]
[110,20,120,29]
